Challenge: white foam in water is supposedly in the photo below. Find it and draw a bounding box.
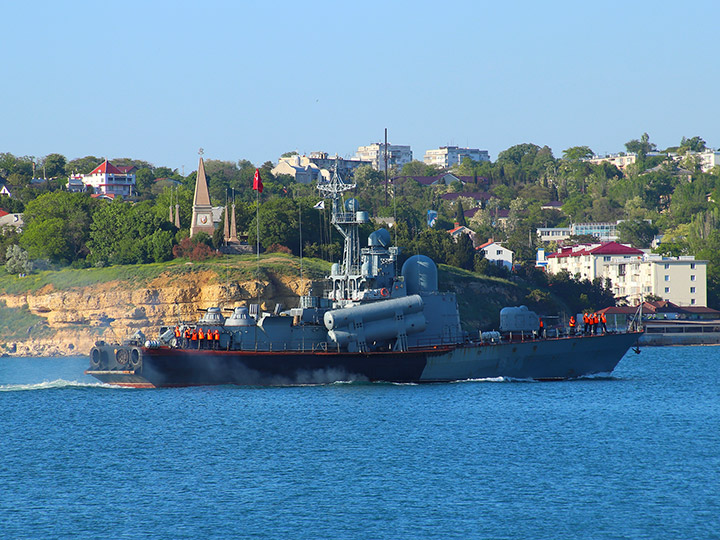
[455,377,510,383]
[0,379,120,392]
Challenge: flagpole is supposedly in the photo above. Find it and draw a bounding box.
[299,202,303,285]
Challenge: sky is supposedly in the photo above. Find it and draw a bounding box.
[2,0,718,175]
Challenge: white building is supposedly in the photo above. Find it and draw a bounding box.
[476,240,513,269]
[536,221,625,243]
[546,242,707,306]
[686,149,720,172]
[585,153,639,170]
[537,227,572,243]
[68,160,136,197]
[356,143,412,171]
[271,155,324,184]
[423,146,490,168]
[272,153,371,183]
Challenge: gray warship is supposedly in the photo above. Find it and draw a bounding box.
[87,169,642,387]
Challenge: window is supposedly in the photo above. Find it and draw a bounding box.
[665,275,670,281]
[664,263,669,269]
[691,287,696,293]
[691,275,696,281]
[691,299,696,305]
[691,263,696,269]
[604,256,611,262]
[665,287,670,293]
[496,250,502,256]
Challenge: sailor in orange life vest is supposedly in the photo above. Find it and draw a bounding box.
[568,315,576,335]
[583,312,590,334]
[592,312,600,335]
[600,311,608,334]
[538,317,544,338]
[198,328,205,348]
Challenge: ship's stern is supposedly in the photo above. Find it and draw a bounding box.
[86,341,155,388]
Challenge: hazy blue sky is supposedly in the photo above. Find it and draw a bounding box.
[3,0,718,174]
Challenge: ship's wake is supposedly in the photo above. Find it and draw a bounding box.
[0,379,124,392]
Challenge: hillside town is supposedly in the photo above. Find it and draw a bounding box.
[1,134,719,319]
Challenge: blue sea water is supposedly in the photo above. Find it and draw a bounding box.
[0,347,718,540]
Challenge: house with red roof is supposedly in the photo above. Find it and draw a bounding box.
[447,224,476,246]
[546,242,707,306]
[476,239,513,269]
[66,159,136,197]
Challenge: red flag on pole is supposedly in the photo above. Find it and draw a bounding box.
[253,169,263,193]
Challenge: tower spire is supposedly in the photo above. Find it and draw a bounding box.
[190,155,215,237]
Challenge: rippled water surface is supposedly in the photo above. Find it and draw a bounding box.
[1,347,718,539]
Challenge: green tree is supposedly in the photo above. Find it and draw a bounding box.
[617,219,659,248]
[5,245,32,275]
[455,200,467,226]
[65,156,103,175]
[562,146,594,161]
[42,153,67,178]
[88,200,175,266]
[679,136,706,153]
[625,132,656,160]
[400,160,440,177]
[20,192,97,263]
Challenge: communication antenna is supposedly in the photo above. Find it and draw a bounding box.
[384,128,388,206]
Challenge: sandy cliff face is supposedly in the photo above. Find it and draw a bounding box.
[1,271,311,358]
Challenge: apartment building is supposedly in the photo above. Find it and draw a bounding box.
[355,143,412,171]
[423,146,490,168]
[546,242,707,306]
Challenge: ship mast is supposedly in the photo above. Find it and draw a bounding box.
[317,163,360,305]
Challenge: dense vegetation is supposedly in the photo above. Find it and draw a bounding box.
[1,132,719,309]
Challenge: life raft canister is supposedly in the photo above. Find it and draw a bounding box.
[130,348,141,368]
[115,348,129,365]
[380,288,389,297]
[90,347,103,367]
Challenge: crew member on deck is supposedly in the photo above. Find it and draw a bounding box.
[592,312,599,335]
[198,328,205,349]
[539,317,544,339]
[600,312,608,334]
[583,312,590,334]
[569,315,576,335]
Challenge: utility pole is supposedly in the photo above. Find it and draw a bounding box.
[384,128,388,206]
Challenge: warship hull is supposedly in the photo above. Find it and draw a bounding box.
[86,331,640,388]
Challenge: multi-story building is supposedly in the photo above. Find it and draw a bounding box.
[537,221,627,243]
[586,149,720,173]
[546,242,707,306]
[306,152,371,177]
[585,153,639,170]
[67,160,136,197]
[355,143,412,171]
[271,155,324,184]
[423,146,490,168]
[686,149,720,172]
[536,227,572,243]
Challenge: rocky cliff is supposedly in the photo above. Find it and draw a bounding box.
[0,269,313,358]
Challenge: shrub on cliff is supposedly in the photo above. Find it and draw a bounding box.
[172,236,218,261]
[5,245,33,275]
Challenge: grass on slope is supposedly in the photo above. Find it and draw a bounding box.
[0,254,332,295]
[0,300,55,343]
